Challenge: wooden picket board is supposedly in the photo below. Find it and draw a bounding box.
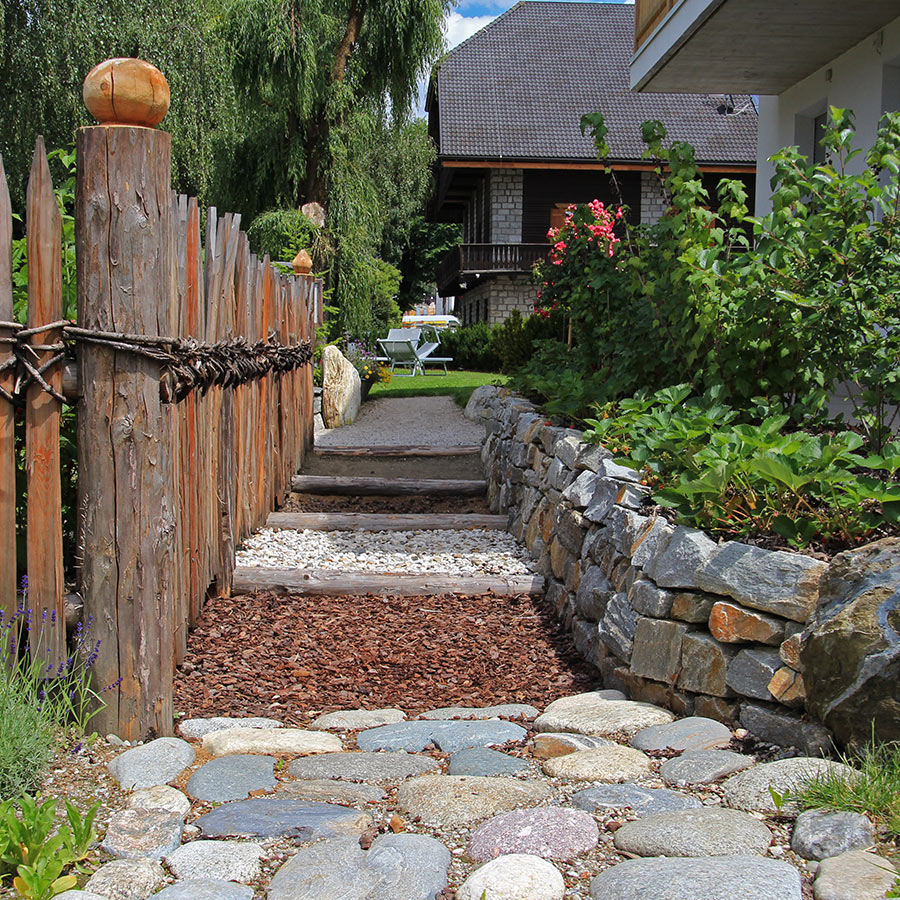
[0,156,16,623]
[25,137,65,667]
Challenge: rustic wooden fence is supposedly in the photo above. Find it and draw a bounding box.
[0,97,321,739]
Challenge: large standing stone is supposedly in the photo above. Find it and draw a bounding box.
[152,881,253,900]
[202,728,341,757]
[396,775,551,827]
[356,720,526,753]
[101,809,184,859]
[309,709,406,731]
[697,543,825,622]
[321,345,361,428]
[288,751,439,784]
[186,755,276,802]
[467,807,599,861]
[534,692,675,737]
[660,750,754,786]
[630,717,732,753]
[448,748,529,776]
[267,833,451,900]
[677,633,736,697]
[709,601,785,645]
[541,746,651,782]
[418,704,539,721]
[194,798,370,839]
[456,854,565,900]
[790,810,876,861]
[801,537,900,747]
[813,849,897,900]
[629,618,688,684]
[108,738,195,790]
[571,784,701,817]
[166,840,264,882]
[613,808,772,857]
[589,856,802,900]
[725,648,781,700]
[722,758,858,813]
[178,717,281,740]
[85,859,165,900]
[643,526,718,590]
[276,778,385,805]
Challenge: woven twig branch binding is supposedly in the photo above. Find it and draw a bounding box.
[0,320,314,406]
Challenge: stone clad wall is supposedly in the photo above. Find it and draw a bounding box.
[466,386,834,755]
[489,169,524,242]
[639,171,668,226]
[455,276,537,326]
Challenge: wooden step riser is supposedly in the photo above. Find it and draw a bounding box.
[314,445,482,458]
[233,567,543,597]
[291,475,487,496]
[267,512,507,531]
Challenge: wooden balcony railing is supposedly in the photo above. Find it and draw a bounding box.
[436,243,547,293]
[634,0,679,50]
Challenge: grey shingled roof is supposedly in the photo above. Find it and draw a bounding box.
[433,1,757,164]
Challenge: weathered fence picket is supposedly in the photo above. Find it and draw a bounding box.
[0,157,15,624]
[24,138,65,667]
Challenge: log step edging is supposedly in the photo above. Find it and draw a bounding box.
[266,512,508,531]
[290,474,487,496]
[233,567,544,597]
[313,444,482,458]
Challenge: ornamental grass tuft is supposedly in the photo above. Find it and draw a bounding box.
[794,739,900,837]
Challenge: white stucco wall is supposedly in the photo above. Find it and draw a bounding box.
[756,15,900,213]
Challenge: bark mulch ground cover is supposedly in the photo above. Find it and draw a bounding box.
[280,492,491,514]
[174,590,598,722]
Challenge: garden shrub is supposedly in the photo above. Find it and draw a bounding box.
[246,208,324,267]
[439,323,501,371]
[492,308,567,373]
[534,109,900,447]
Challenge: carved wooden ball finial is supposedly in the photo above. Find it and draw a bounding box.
[292,249,313,275]
[83,59,170,127]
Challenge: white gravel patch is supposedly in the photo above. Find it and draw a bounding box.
[236,528,537,576]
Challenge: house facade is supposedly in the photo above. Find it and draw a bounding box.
[427,1,757,325]
[630,0,900,213]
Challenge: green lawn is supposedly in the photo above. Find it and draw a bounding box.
[368,370,507,406]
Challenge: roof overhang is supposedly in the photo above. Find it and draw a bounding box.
[438,158,756,173]
[631,0,900,94]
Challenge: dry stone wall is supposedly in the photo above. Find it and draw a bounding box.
[465,386,834,755]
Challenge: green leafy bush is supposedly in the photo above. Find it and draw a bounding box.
[534,110,900,444]
[492,309,567,373]
[439,324,501,371]
[584,385,900,548]
[246,208,325,269]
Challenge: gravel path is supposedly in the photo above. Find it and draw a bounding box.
[314,396,484,448]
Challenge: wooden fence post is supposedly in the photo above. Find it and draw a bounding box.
[76,67,177,739]
[0,157,15,624]
[25,138,65,665]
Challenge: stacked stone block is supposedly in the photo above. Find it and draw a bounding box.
[640,171,668,226]
[489,169,523,242]
[466,386,832,755]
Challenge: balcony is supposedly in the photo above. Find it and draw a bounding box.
[631,0,900,94]
[436,243,547,294]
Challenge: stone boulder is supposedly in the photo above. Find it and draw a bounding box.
[321,345,361,428]
[801,538,900,747]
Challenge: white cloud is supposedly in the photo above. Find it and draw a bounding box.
[443,10,498,50]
